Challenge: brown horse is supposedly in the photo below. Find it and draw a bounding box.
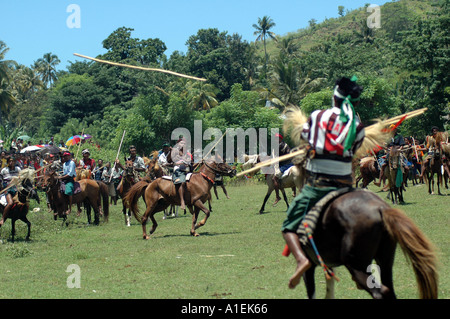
[42,169,109,225]
[0,170,40,242]
[301,188,438,299]
[117,158,138,226]
[355,156,380,188]
[125,160,236,239]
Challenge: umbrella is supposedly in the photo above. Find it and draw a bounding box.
[66,135,83,146]
[39,145,62,156]
[82,134,92,140]
[20,145,44,153]
[18,135,31,141]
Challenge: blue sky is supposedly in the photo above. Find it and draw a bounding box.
[1,0,390,70]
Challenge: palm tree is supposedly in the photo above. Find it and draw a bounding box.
[35,52,60,88]
[0,41,16,125]
[184,82,219,111]
[253,16,277,80]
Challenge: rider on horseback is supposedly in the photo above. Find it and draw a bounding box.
[374,125,406,187]
[281,76,365,289]
[272,133,293,205]
[0,157,21,226]
[59,152,77,215]
[171,138,192,210]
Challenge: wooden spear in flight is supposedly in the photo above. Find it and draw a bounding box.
[73,53,207,82]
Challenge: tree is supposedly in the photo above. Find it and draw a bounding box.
[338,6,345,17]
[253,16,277,80]
[0,41,15,125]
[35,52,60,88]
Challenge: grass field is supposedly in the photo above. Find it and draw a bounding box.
[0,180,448,299]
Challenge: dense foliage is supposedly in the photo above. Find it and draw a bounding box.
[0,0,448,156]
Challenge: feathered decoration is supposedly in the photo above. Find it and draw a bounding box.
[354,119,393,159]
[282,106,309,147]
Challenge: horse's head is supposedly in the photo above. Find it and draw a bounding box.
[41,169,58,192]
[389,146,401,169]
[204,160,236,177]
[16,169,41,204]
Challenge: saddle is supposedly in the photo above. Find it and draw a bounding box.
[296,187,356,246]
[60,181,82,195]
[162,173,192,182]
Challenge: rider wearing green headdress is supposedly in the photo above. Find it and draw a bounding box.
[281,76,365,289]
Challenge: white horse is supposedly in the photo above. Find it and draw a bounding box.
[242,154,305,214]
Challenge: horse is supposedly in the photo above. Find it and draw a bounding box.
[423,155,444,195]
[385,146,405,204]
[298,187,438,299]
[124,160,236,239]
[242,154,304,213]
[41,169,109,225]
[355,156,380,188]
[0,169,40,242]
[117,158,138,226]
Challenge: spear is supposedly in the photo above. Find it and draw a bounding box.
[73,53,206,82]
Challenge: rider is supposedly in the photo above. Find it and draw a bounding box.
[373,125,406,187]
[0,157,21,226]
[272,133,293,205]
[420,126,450,179]
[59,152,77,215]
[78,149,96,178]
[281,76,365,289]
[158,143,172,176]
[171,138,191,210]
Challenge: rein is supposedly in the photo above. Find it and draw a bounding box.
[202,160,229,176]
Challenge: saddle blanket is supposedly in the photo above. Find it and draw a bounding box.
[281,166,293,178]
[162,173,192,181]
[60,182,82,195]
[296,187,353,246]
[0,194,6,207]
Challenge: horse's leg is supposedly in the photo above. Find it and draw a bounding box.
[375,235,397,299]
[11,218,15,243]
[193,200,210,235]
[325,270,336,299]
[21,216,31,241]
[259,189,272,214]
[141,199,159,240]
[85,201,92,224]
[190,206,201,237]
[281,188,289,210]
[303,266,316,299]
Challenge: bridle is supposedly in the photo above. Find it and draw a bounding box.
[202,160,232,175]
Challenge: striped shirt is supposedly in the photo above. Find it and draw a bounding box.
[301,106,365,177]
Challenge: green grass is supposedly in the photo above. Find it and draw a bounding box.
[0,181,448,299]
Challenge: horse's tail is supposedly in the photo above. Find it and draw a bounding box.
[99,181,109,221]
[123,180,150,224]
[382,208,439,299]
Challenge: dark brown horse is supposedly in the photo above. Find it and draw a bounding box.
[117,158,137,226]
[300,188,438,299]
[423,154,444,195]
[0,171,40,242]
[42,169,109,225]
[125,160,236,239]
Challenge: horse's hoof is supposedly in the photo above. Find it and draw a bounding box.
[143,235,150,240]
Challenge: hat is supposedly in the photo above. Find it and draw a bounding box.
[162,143,170,148]
[63,152,71,157]
[82,149,90,155]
